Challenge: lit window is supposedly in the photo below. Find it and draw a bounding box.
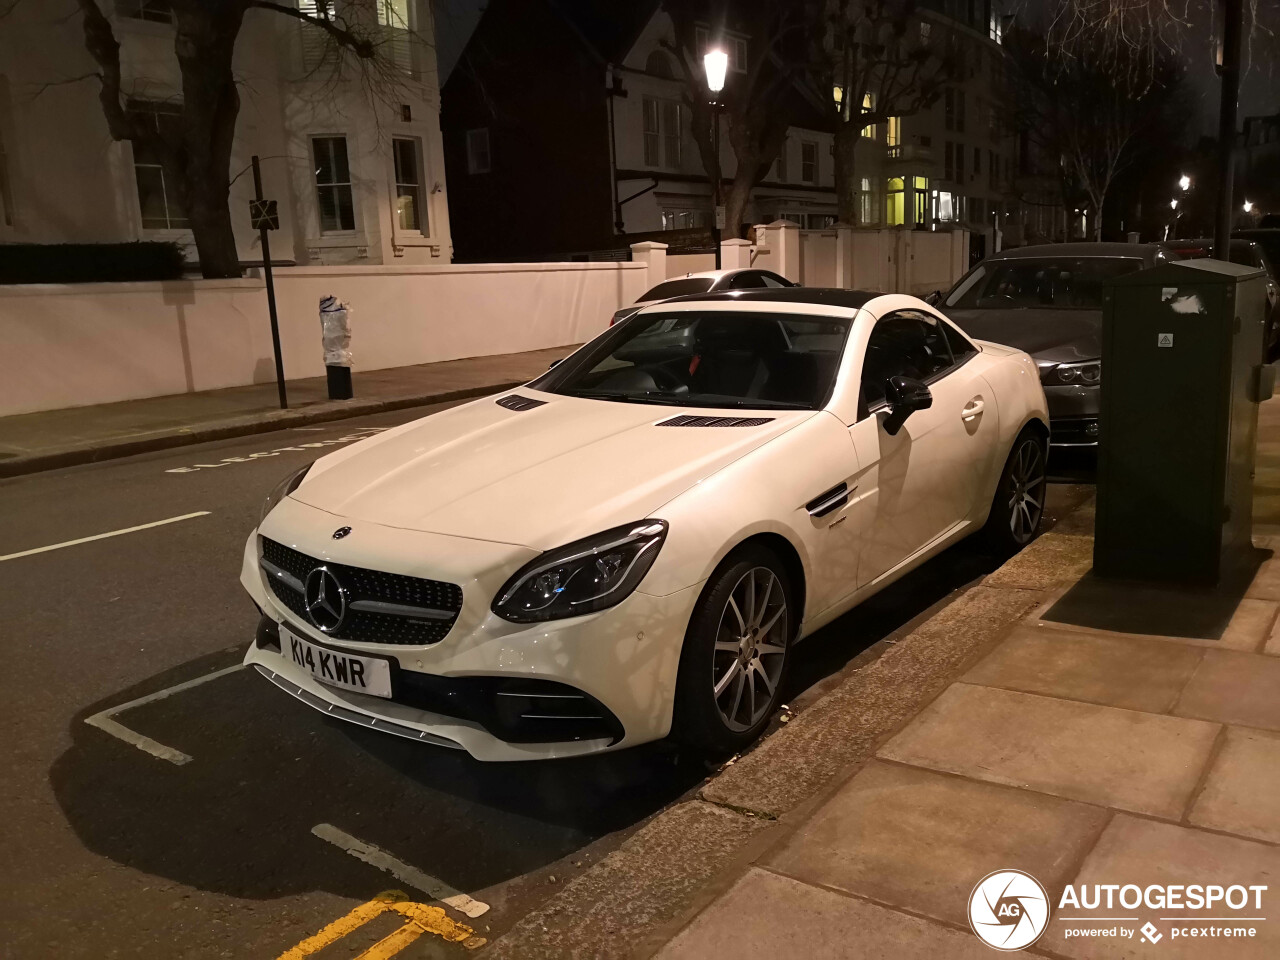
[801,140,818,183]
[466,128,491,174]
[312,136,355,233]
[886,116,901,150]
[861,93,876,139]
[913,176,930,226]
[376,0,411,28]
[392,137,424,232]
[127,101,188,230]
[886,177,905,226]
[859,177,876,225]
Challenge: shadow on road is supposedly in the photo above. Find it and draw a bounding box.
[47,485,1091,905]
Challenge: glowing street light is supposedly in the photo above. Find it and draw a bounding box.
[1178,174,1192,191]
[1244,199,1254,213]
[1170,199,1179,210]
[703,49,728,94]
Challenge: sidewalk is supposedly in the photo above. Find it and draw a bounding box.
[651,406,1280,958]
[0,346,570,477]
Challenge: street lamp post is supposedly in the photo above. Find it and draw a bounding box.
[704,49,727,270]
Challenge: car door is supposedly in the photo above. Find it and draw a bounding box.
[849,309,1000,588]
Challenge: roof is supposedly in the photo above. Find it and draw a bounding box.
[663,288,879,310]
[546,0,661,64]
[987,242,1168,260]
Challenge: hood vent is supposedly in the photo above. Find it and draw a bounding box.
[656,414,775,428]
[496,394,548,411]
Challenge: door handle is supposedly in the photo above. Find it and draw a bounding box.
[962,397,985,421]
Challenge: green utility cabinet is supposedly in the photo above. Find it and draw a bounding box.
[1094,259,1272,582]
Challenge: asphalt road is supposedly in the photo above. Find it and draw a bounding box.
[0,402,1088,959]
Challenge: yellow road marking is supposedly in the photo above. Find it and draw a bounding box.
[276,890,474,960]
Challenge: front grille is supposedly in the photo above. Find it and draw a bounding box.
[260,537,462,646]
[1050,417,1100,446]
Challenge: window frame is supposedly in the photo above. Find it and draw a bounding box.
[465,127,491,175]
[311,134,356,235]
[127,99,189,232]
[391,135,425,234]
[800,139,818,184]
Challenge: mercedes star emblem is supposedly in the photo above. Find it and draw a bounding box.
[332,526,352,540]
[304,566,347,632]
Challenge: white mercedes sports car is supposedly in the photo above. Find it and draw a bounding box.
[242,289,1048,761]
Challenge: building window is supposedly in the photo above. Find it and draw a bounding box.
[806,213,836,229]
[643,98,660,166]
[920,21,932,45]
[662,101,682,167]
[886,177,905,226]
[392,137,424,233]
[859,177,876,225]
[973,147,981,175]
[913,176,930,226]
[860,93,876,139]
[730,36,748,73]
[886,116,901,151]
[466,128,490,174]
[376,0,410,27]
[945,89,954,132]
[646,50,675,79]
[956,90,966,133]
[119,0,173,22]
[801,140,818,183]
[956,142,965,183]
[944,141,954,181]
[127,101,188,230]
[937,190,955,221]
[662,208,707,230]
[312,135,355,233]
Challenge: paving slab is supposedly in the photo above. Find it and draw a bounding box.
[1034,596,1276,652]
[1189,727,1280,844]
[963,624,1205,712]
[766,760,1109,928]
[1040,815,1280,959]
[1245,554,1280,601]
[1174,649,1280,731]
[655,867,995,960]
[879,683,1220,818]
[1267,617,1280,656]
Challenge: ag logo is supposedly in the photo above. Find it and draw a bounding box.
[968,869,1049,951]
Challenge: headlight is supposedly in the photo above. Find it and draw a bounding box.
[260,463,312,524]
[492,520,668,623]
[1042,360,1101,386]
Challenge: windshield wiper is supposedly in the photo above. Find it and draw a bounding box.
[569,390,690,406]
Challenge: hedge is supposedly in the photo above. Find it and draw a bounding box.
[0,242,187,284]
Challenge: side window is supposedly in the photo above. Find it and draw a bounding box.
[726,271,766,289]
[941,318,977,363]
[860,311,954,408]
[760,272,789,288]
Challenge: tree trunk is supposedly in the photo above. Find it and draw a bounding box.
[834,124,860,224]
[724,174,755,238]
[173,4,246,279]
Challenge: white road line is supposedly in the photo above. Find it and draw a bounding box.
[84,664,244,765]
[0,511,211,563]
[312,823,491,918]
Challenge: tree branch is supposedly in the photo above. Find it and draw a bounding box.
[249,0,376,59]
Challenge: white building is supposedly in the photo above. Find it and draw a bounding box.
[0,0,452,267]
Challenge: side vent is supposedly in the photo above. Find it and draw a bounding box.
[496,394,547,412]
[656,415,775,428]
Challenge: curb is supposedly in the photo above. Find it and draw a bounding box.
[483,512,1097,960]
[0,381,523,479]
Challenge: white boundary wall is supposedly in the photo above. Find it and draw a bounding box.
[0,262,648,417]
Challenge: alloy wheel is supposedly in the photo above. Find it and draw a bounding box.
[710,566,788,732]
[1008,437,1046,544]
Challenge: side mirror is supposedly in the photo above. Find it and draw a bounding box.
[882,375,932,436]
[924,290,942,307]
[549,358,563,369]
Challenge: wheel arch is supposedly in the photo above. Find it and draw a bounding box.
[722,532,807,634]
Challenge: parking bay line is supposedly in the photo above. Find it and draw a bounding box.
[312,823,491,918]
[0,511,211,563]
[84,664,244,765]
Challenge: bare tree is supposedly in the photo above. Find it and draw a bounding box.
[816,0,954,225]
[662,0,809,237]
[1005,20,1186,240]
[73,0,413,278]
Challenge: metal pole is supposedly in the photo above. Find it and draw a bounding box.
[252,155,288,410]
[1213,0,1243,260]
[712,102,722,270]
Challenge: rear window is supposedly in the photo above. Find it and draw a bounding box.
[638,278,715,301]
[944,257,1144,310]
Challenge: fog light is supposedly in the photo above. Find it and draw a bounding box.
[1085,422,1099,437]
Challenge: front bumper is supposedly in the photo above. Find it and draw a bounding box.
[242,498,701,761]
[1044,383,1100,448]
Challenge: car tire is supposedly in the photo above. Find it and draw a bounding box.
[983,426,1048,554]
[673,545,795,755]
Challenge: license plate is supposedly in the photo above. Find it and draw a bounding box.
[281,627,392,698]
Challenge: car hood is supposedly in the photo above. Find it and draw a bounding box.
[943,308,1100,365]
[293,391,811,550]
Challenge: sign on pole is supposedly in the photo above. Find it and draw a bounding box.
[250,199,279,231]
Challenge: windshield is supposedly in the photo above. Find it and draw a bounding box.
[638,278,715,301]
[944,257,1144,310]
[531,311,851,410]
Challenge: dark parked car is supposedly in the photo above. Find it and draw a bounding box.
[936,242,1179,450]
